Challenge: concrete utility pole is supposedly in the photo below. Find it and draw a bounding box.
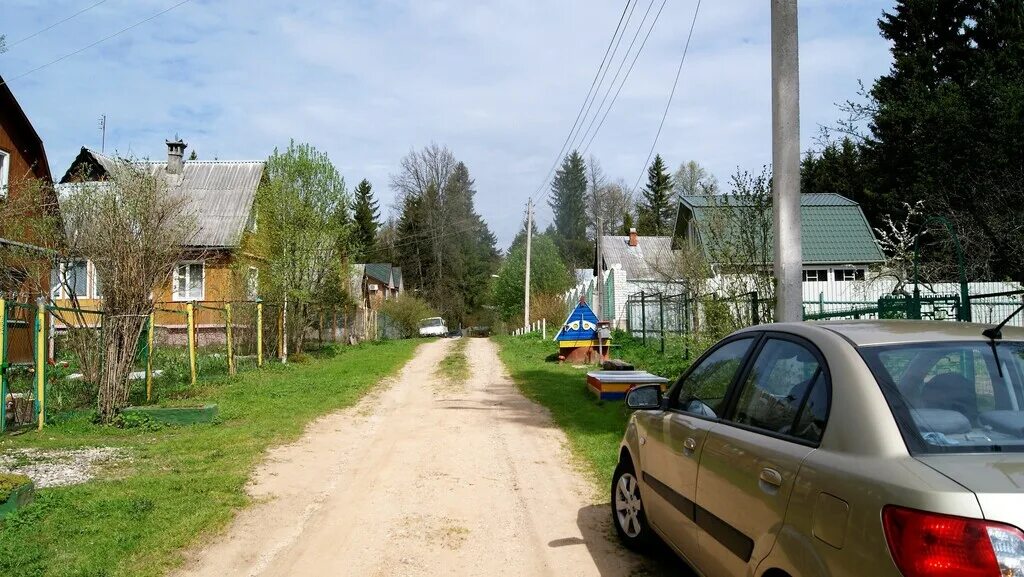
[595,218,603,320]
[523,199,533,332]
[771,0,803,322]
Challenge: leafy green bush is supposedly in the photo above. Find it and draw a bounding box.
[379,295,438,338]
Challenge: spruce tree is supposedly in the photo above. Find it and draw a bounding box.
[637,154,674,236]
[352,179,380,259]
[548,151,590,267]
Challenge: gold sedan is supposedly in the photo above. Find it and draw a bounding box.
[614,320,1024,577]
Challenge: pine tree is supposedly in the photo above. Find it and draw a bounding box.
[637,154,674,236]
[352,179,380,259]
[548,151,590,268]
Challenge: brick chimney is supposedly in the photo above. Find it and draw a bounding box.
[628,227,638,247]
[166,138,187,174]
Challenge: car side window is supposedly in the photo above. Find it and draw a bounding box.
[672,337,755,418]
[731,338,830,443]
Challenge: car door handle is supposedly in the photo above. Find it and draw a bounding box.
[683,437,697,453]
[759,467,783,488]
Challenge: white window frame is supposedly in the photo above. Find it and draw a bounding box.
[802,269,829,282]
[0,149,9,199]
[90,261,103,299]
[172,261,206,301]
[52,260,90,299]
[835,268,865,282]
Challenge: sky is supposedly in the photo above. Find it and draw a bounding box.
[2,0,896,248]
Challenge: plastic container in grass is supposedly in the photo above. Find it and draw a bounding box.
[0,473,34,518]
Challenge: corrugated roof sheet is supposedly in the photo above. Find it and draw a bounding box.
[363,263,393,285]
[63,149,264,249]
[599,235,675,280]
[679,193,884,264]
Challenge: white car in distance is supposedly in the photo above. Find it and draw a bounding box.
[418,317,448,337]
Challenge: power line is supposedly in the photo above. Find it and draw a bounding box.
[526,0,636,205]
[0,0,193,89]
[629,0,703,194]
[575,0,661,157]
[5,0,110,50]
[580,0,670,157]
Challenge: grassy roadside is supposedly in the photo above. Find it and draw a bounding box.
[493,334,635,489]
[0,339,421,577]
[435,338,469,385]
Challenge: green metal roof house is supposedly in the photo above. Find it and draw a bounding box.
[674,193,885,267]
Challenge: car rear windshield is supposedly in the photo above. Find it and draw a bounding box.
[862,341,1024,454]
[420,318,444,328]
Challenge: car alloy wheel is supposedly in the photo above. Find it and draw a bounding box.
[615,471,644,538]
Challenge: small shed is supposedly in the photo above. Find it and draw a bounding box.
[554,298,610,363]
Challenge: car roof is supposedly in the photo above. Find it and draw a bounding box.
[739,319,1024,347]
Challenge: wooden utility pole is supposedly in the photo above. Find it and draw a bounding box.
[523,199,533,332]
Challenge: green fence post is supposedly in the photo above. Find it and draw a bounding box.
[751,291,760,325]
[0,298,6,433]
[659,293,666,354]
[145,313,155,402]
[35,299,46,431]
[640,291,647,347]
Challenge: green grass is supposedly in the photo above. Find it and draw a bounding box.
[435,338,469,384]
[0,474,31,502]
[494,334,636,488]
[494,333,710,491]
[0,339,421,577]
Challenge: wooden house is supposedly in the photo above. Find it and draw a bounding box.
[0,73,57,363]
[55,140,265,337]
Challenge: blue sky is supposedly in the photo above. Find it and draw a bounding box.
[2,0,895,247]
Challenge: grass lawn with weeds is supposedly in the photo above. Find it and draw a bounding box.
[435,338,469,385]
[494,334,638,488]
[0,339,421,577]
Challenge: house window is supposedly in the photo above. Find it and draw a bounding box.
[172,261,205,301]
[91,261,103,299]
[53,260,89,298]
[246,267,259,300]
[802,269,828,282]
[0,149,9,199]
[835,268,865,282]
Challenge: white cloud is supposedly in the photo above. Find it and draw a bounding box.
[1,0,895,246]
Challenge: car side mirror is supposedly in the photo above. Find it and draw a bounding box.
[625,384,662,410]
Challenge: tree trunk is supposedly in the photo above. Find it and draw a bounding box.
[96,315,147,423]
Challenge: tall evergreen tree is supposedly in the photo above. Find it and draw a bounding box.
[860,0,1024,277]
[352,179,380,259]
[637,154,675,236]
[548,151,590,268]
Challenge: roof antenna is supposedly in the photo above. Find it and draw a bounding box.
[983,302,1024,340]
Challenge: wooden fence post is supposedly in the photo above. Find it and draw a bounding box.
[186,302,197,386]
[225,303,236,375]
[146,312,155,402]
[278,305,286,362]
[256,301,264,368]
[35,299,46,431]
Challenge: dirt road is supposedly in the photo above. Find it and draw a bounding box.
[177,338,668,577]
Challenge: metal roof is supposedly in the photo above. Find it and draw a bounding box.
[363,263,394,286]
[679,193,884,265]
[599,235,676,281]
[60,149,264,249]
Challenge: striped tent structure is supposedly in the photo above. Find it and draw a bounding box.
[554,298,610,363]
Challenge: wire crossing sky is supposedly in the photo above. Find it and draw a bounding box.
[1,0,894,247]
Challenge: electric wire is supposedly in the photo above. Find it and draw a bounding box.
[526,0,636,205]
[0,0,193,89]
[4,0,110,50]
[629,0,703,195]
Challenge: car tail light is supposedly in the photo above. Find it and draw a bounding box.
[883,505,1024,577]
